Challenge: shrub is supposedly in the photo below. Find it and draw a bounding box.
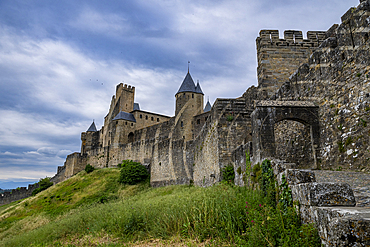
[261,159,276,207]
[119,160,149,185]
[85,164,95,173]
[221,164,235,183]
[226,115,234,121]
[32,177,53,196]
[251,163,262,187]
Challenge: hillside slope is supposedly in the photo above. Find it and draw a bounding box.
[0,168,319,247]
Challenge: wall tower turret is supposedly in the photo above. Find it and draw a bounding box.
[175,72,204,141]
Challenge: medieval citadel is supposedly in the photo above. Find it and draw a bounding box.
[2,1,370,245]
[48,0,370,188]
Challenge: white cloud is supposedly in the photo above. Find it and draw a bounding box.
[0,109,83,149]
[1,151,20,156]
[70,7,131,36]
[0,167,55,180]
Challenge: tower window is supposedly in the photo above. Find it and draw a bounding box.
[197,119,200,124]
[181,121,183,127]
[140,114,142,119]
[157,118,159,122]
[131,123,133,126]
[192,94,194,98]
[151,117,154,121]
[146,115,148,120]
[125,122,127,125]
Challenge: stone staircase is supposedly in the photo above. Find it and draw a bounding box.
[271,159,370,246]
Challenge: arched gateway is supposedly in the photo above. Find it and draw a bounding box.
[251,101,320,169]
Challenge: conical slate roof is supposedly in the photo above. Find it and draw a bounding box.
[113,111,136,122]
[204,100,212,112]
[176,72,203,95]
[87,121,97,132]
[195,82,204,95]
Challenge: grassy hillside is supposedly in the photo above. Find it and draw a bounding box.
[0,168,320,246]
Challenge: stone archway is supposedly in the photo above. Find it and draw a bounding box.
[251,101,320,169]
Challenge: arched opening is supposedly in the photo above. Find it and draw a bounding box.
[274,120,314,168]
[251,102,320,169]
[128,132,134,143]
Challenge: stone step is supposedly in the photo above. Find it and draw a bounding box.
[300,206,370,247]
[291,182,356,207]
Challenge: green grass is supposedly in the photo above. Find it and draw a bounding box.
[0,168,320,247]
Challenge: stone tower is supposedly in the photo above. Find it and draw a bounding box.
[102,83,136,147]
[175,71,204,141]
[256,30,326,96]
[81,121,100,154]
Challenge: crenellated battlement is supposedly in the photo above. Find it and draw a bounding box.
[256,29,326,94]
[0,183,40,206]
[116,83,135,94]
[257,30,326,50]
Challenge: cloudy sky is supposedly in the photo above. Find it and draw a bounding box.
[0,0,359,189]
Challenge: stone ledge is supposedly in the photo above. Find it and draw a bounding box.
[291,182,356,206]
[254,100,317,107]
[277,169,316,185]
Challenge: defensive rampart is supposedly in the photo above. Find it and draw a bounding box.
[0,183,39,206]
[276,0,370,171]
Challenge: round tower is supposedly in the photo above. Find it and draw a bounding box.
[175,71,204,141]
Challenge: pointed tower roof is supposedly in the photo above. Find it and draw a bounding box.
[195,81,204,95]
[176,72,196,94]
[87,121,97,132]
[204,100,212,112]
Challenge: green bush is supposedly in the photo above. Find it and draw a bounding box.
[85,164,95,173]
[251,162,262,187]
[32,177,53,196]
[221,164,235,183]
[261,159,276,207]
[226,115,234,121]
[119,160,149,185]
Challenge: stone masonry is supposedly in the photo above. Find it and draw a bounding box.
[4,1,370,245]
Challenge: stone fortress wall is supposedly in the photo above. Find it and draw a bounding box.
[275,1,370,171]
[3,1,370,244]
[50,0,370,187]
[0,183,39,206]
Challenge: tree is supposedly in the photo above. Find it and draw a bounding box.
[119,160,149,185]
[32,177,53,196]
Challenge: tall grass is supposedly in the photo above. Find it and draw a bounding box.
[1,180,320,246]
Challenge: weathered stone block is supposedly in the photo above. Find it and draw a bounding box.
[328,214,370,246]
[300,206,370,246]
[270,159,297,175]
[291,182,356,206]
[277,169,316,186]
